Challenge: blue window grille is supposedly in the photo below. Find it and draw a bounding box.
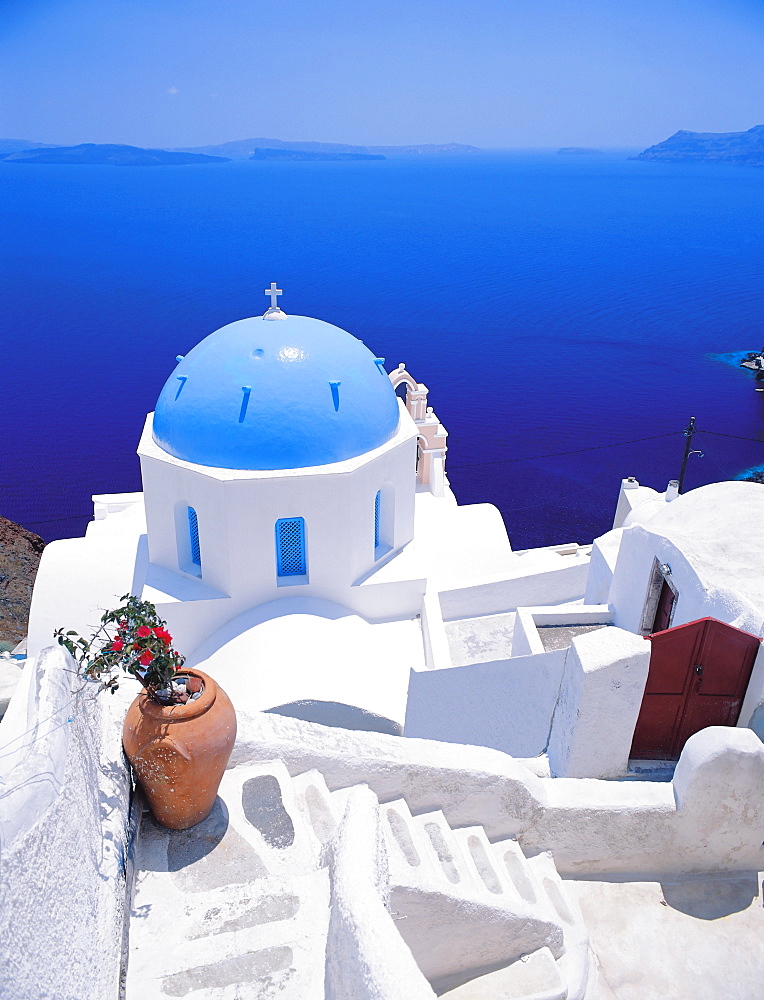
[187,506,201,566]
[374,490,381,549]
[276,517,306,576]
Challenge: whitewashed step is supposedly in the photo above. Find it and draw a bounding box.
[128,868,329,1000]
[380,796,441,884]
[126,762,332,1000]
[291,768,340,851]
[439,947,566,1000]
[450,825,512,899]
[524,852,582,928]
[221,760,317,878]
[491,837,550,908]
[411,809,472,889]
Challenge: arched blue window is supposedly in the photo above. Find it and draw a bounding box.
[374,490,381,549]
[276,517,306,577]
[187,506,201,566]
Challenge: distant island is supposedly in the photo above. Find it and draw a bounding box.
[556,147,603,155]
[0,136,480,167]
[0,138,59,158]
[1,143,230,166]
[632,125,764,167]
[251,147,385,162]
[177,137,480,159]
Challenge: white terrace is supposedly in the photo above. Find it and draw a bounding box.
[2,294,764,998]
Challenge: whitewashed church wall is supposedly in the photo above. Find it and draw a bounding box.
[233,710,764,876]
[438,561,589,621]
[404,649,567,757]
[546,627,650,778]
[0,647,131,1000]
[139,414,418,619]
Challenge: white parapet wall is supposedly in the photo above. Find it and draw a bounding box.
[512,604,613,658]
[527,725,764,875]
[232,711,764,876]
[407,607,626,762]
[438,558,589,622]
[0,647,131,1000]
[404,649,567,758]
[547,627,651,779]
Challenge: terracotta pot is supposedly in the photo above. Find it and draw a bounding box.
[122,669,236,830]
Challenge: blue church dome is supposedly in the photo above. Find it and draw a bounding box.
[152,312,401,471]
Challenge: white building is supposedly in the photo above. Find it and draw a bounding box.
[4,287,764,1000]
[26,288,587,736]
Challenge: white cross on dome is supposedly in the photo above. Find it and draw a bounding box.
[263,282,287,320]
[265,282,282,307]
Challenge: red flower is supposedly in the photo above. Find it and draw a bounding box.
[153,627,172,644]
[139,650,154,666]
[110,639,124,652]
[136,625,152,638]
[119,619,127,628]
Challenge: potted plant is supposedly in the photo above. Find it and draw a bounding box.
[56,594,236,830]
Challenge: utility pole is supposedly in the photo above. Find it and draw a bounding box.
[677,416,696,494]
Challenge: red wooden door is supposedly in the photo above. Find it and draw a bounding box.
[630,617,760,760]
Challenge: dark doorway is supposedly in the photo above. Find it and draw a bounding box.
[653,580,676,633]
[630,617,760,759]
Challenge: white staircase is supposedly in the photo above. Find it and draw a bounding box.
[126,760,329,1000]
[292,767,589,999]
[127,761,589,1000]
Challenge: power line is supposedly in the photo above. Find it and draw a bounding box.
[449,431,682,471]
[2,427,763,527]
[696,429,764,444]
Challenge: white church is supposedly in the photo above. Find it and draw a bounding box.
[2,286,764,1000]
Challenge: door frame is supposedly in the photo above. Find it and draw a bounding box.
[640,558,679,634]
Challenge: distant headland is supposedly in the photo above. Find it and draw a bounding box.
[632,125,764,167]
[178,138,480,159]
[250,147,385,162]
[1,143,229,166]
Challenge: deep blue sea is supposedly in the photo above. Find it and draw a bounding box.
[2,152,764,548]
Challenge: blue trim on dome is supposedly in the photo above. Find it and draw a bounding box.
[152,315,400,471]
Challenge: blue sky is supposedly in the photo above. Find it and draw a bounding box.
[1,0,762,148]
